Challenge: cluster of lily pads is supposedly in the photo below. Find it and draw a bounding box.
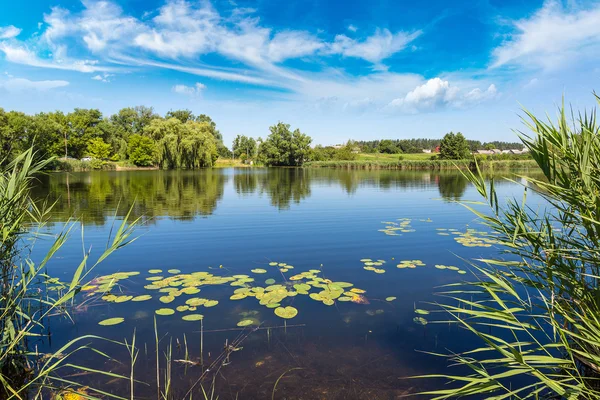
[378,218,416,236]
[88,262,378,327]
[396,260,425,269]
[360,258,387,274]
[453,229,500,248]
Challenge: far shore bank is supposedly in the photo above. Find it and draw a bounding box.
[49,157,538,172]
[303,159,539,170]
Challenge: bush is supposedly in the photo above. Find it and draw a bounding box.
[128,134,155,166]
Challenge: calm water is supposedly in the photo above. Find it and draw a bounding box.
[29,168,541,399]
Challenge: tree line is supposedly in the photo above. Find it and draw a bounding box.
[356,138,523,154]
[0,106,233,168]
[0,105,524,169]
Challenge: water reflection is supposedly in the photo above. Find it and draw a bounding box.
[436,173,468,201]
[32,170,228,224]
[32,168,537,223]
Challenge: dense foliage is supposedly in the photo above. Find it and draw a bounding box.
[257,122,312,166]
[232,135,258,161]
[423,95,600,398]
[356,138,523,153]
[438,131,471,160]
[0,107,223,169]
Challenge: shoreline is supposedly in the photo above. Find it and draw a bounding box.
[303,159,538,170]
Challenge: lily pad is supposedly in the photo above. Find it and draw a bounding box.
[148,269,162,274]
[132,295,152,302]
[274,306,298,319]
[251,269,267,274]
[204,300,219,307]
[385,297,397,301]
[265,278,276,285]
[168,269,181,274]
[413,316,428,325]
[230,293,247,300]
[237,319,255,327]
[114,295,133,303]
[155,308,175,316]
[182,314,204,321]
[98,317,124,326]
[414,309,430,315]
[159,295,175,304]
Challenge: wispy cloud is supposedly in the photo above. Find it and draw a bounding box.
[0,77,69,92]
[329,29,422,64]
[491,0,600,70]
[0,0,420,84]
[0,25,21,39]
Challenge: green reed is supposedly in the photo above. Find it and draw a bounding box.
[0,148,140,399]
[419,94,600,398]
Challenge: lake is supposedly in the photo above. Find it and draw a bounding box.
[29,168,540,399]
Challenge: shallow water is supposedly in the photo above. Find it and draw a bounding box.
[29,168,542,399]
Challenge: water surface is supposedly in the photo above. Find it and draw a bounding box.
[30,168,540,399]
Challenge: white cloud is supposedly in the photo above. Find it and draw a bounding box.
[343,97,374,113]
[463,84,497,102]
[42,2,141,54]
[0,43,114,73]
[0,77,69,92]
[0,25,21,39]
[347,24,357,33]
[172,82,206,96]
[0,0,421,94]
[92,73,114,82]
[387,78,497,113]
[329,29,421,63]
[492,0,600,70]
[267,31,324,62]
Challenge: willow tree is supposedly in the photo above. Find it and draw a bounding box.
[145,117,218,169]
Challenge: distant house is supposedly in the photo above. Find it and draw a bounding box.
[422,149,432,154]
[475,149,502,155]
[81,157,93,162]
[477,148,529,155]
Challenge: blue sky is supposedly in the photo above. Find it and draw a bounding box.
[0,0,599,146]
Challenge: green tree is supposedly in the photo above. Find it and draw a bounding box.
[109,106,159,159]
[258,122,312,166]
[147,118,218,168]
[438,131,470,160]
[232,135,257,159]
[127,134,155,166]
[166,109,195,123]
[378,139,401,154]
[66,108,104,159]
[87,138,112,159]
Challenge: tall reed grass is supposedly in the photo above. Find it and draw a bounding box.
[420,95,600,398]
[0,148,139,399]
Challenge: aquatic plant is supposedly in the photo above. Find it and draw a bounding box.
[420,96,600,398]
[0,148,140,398]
